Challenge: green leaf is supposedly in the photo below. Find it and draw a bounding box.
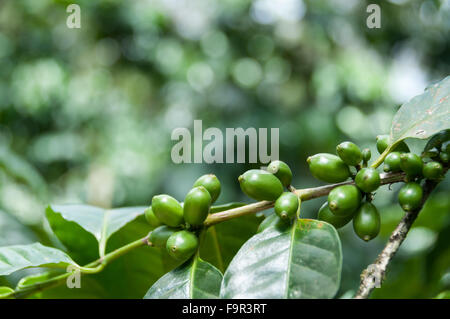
[16,271,57,290]
[220,219,342,299]
[0,286,14,299]
[86,215,181,298]
[144,256,222,299]
[390,76,450,143]
[199,214,262,272]
[0,209,38,247]
[46,204,147,261]
[0,243,78,276]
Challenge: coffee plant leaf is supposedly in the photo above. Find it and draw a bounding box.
[390,76,450,144]
[46,205,147,259]
[220,219,342,299]
[87,215,181,298]
[144,256,222,299]
[0,286,14,298]
[0,243,78,276]
[200,214,262,272]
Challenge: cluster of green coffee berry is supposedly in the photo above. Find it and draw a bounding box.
[308,131,448,242]
[144,174,221,261]
[238,161,299,225]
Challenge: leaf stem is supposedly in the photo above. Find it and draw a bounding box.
[7,236,150,299]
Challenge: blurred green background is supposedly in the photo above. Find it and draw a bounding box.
[0,0,449,298]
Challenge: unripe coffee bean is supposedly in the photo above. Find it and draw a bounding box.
[267,160,292,187]
[399,153,423,177]
[183,186,211,226]
[149,225,177,248]
[144,207,162,229]
[353,202,380,242]
[383,152,402,172]
[274,192,299,221]
[336,141,363,166]
[318,202,353,229]
[238,169,284,201]
[328,185,362,217]
[355,168,381,193]
[151,195,184,227]
[398,182,423,211]
[307,153,350,183]
[166,230,199,261]
[193,174,221,204]
[422,161,444,180]
[376,135,409,154]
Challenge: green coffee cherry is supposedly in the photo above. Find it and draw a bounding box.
[328,185,362,217]
[307,153,351,183]
[362,148,371,164]
[353,202,380,242]
[193,174,221,204]
[399,153,423,177]
[257,213,288,233]
[166,230,199,261]
[336,141,362,166]
[144,207,162,229]
[318,202,353,229]
[267,160,292,187]
[355,168,381,193]
[151,194,184,227]
[383,152,402,172]
[274,192,299,220]
[440,152,449,163]
[238,169,284,201]
[183,186,211,226]
[149,225,177,248]
[398,182,423,211]
[422,161,444,180]
[376,135,409,154]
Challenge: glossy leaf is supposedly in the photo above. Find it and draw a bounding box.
[0,286,14,299]
[0,243,78,276]
[144,257,222,299]
[85,215,181,298]
[390,76,450,143]
[46,204,146,260]
[220,219,342,299]
[200,214,262,272]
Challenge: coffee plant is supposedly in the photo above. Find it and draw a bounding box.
[0,76,449,299]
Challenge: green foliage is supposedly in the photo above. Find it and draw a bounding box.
[0,243,77,276]
[390,76,450,143]
[0,1,449,300]
[220,219,342,298]
[46,205,146,262]
[144,257,222,299]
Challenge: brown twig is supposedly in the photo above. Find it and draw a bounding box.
[354,178,440,299]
